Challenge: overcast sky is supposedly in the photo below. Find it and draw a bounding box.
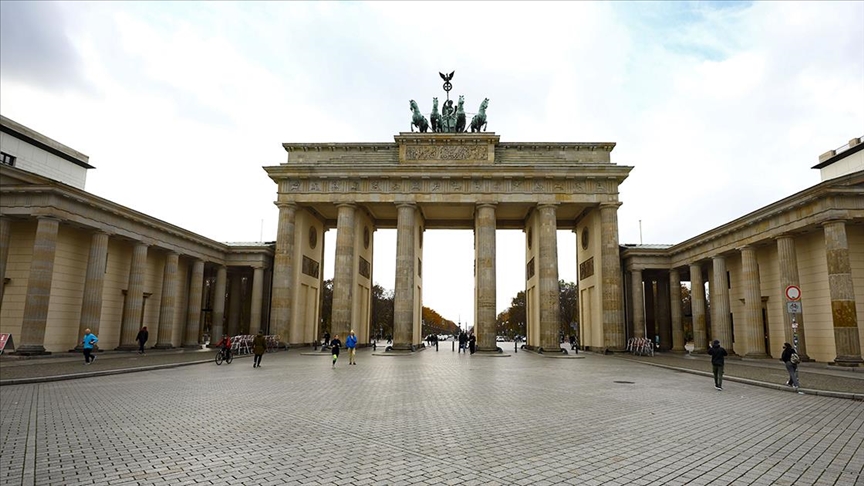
[1,1,862,327]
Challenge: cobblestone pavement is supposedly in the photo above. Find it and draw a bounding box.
[1,346,863,486]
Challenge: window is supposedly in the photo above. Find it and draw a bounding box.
[0,152,16,167]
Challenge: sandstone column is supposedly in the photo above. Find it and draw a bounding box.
[249,265,265,335]
[740,245,767,358]
[117,242,148,350]
[777,236,808,359]
[392,203,416,351]
[475,203,498,352]
[690,263,707,352]
[75,231,109,350]
[537,203,561,352]
[656,274,671,350]
[154,251,179,349]
[270,202,297,345]
[0,216,11,311]
[822,221,862,366]
[17,217,60,355]
[227,272,242,336]
[600,203,626,351]
[331,203,357,340]
[670,268,684,352]
[631,269,645,339]
[711,255,733,352]
[210,265,227,341]
[184,259,205,346]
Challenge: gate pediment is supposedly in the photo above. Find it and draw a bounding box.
[396,133,498,165]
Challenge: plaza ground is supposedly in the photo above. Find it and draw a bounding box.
[1,344,862,485]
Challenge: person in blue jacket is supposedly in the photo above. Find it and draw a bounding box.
[346,330,358,365]
[82,328,99,365]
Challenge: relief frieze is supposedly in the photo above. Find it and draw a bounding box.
[405,145,489,161]
[288,177,610,196]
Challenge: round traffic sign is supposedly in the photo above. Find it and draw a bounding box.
[785,285,801,301]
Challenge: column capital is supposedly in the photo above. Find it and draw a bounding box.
[274,201,298,210]
[476,202,498,210]
[821,218,848,227]
[395,202,416,209]
[335,202,357,209]
[599,202,623,210]
[774,234,795,242]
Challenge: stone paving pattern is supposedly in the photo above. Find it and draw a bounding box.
[1,345,862,485]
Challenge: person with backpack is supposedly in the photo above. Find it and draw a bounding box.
[781,342,804,394]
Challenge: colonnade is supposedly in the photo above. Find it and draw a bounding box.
[626,220,861,365]
[0,216,270,354]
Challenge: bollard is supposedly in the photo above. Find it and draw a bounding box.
[514,341,518,353]
[435,341,439,351]
[452,341,455,352]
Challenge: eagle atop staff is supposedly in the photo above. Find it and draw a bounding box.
[439,71,455,82]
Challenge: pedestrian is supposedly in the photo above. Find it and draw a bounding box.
[252,330,266,368]
[468,332,476,354]
[458,331,467,353]
[707,339,728,390]
[135,326,148,354]
[569,334,576,350]
[781,342,804,394]
[323,331,331,349]
[346,330,358,365]
[82,328,98,365]
[330,334,342,367]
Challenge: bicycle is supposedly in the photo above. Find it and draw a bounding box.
[215,348,234,365]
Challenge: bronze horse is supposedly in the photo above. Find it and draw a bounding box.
[410,100,429,133]
[470,98,489,133]
[455,95,466,133]
[430,97,440,133]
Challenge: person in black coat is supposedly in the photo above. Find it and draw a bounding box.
[707,339,728,390]
[781,342,803,392]
[136,326,149,354]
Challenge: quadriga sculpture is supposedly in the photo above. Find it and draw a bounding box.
[409,99,429,133]
[470,98,489,133]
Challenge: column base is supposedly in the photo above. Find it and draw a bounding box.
[475,346,503,354]
[14,345,50,356]
[830,357,863,367]
[742,352,770,359]
[183,343,203,349]
[153,343,174,349]
[114,345,139,351]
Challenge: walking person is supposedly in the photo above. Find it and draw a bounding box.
[346,330,358,365]
[252,330,266,368]
[82,328,99,365]
[330,334,342,368]
[707,339,728,390]
[781,342,804,394]
[468,332,476,355]
[135,326,149,354]
[458,331,467,353]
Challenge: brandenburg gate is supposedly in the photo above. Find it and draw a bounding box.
[263,131,633,354]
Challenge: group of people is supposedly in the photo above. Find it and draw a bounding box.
[457,331,476,354]
[326,330,358,367]
[707,339,804,394]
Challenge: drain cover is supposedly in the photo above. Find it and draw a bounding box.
[613,381,635,384]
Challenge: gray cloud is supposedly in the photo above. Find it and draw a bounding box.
[0,2,88,91]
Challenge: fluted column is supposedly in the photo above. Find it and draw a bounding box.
[711,255,733,352]
[392,203,416,351]
[249,266,265,335]
[227,272,242,336]
[690,263,707,353]
[776,236,808,359]
[537,204,561,352]
[154,251,179,349]
[184,259,205,346]
[822,221,862,366]
[0,217,11,311]
[270,202,297,345]
[600,203,626,350]
[117,242,148,350]
[332,203,357,340]
[74,231,109,351]
[631,269,645,339]
[740,245,767,358]
[17,217,60,355]
[475,203,497,352]
[656,274,671,350]
[210,266,227,340]
[670,268,684,352]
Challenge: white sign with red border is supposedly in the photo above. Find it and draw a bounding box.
[785,285,801,301]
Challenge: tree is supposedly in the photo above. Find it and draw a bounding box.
[370,284,394,339]
[559,280,578,336]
